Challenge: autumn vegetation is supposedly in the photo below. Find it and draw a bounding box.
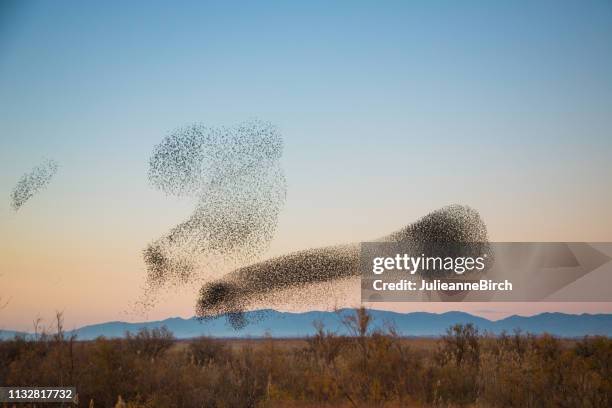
[1,308,610,407]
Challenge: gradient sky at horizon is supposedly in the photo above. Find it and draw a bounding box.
[1,0,612,331]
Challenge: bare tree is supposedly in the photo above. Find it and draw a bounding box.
[341,306,372,367]
[33,316,43,340]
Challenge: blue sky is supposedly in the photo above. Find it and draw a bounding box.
[1,0,611,329]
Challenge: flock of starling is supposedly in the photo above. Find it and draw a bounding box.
[10,122,488,330]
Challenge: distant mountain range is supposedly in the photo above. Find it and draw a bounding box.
[2,309,611,340]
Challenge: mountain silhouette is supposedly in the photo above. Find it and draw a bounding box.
[2,309,611,340]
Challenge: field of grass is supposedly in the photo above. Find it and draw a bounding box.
[1,308,610,407]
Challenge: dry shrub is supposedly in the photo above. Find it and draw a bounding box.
[125,326,175,359]
[0,309,610,407]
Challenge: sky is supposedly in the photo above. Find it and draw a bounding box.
[1,0,612,331]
